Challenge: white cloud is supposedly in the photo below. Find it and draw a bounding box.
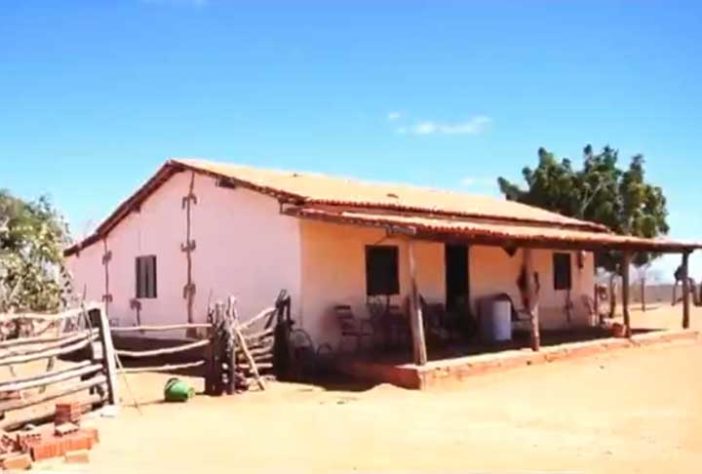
[387,111,402,121]
[405,116,492,136]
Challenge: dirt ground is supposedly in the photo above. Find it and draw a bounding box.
[47,305,702,473]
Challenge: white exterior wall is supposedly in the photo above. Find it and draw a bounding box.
[470,246,595,329]
[298,220,444,345]
[66,171,302,332]
[298,221,596,348]
[66,171,594,346]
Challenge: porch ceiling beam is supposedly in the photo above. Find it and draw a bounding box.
[282,206,699,254]
[393,230,697,254]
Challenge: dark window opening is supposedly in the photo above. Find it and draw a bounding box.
[365,246,399,296]
[553,252,572,290]
[136,255,158,299]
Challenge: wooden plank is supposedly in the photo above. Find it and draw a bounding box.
[0,329,97,350]
[110,323,212,333]
[0,362,101,393]
[117,359,206,374]
[116,338,209,358]
[96,305,119,407]
[244,327,275,341]
[239,307,276,331]
[622,252,632,337]
[407,240,428,365]
[524,248,541,351]
[231,304,265,390]
[0,374,106,414]
[233,323,265,390]
[682,252,691,329]
[0,335,97,367]
[0,330,98,357]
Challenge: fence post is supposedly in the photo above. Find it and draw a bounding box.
[95,304,119,407]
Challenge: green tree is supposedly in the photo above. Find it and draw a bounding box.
[498,145,670,273]
[0,190,72,312]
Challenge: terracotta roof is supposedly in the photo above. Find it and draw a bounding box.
[172,159,606,230]
[64,158,699,256]
[286,207,702,253]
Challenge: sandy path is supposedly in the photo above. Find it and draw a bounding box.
[46,331,702,474]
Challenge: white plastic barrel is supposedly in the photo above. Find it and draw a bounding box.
[491,299,512,341]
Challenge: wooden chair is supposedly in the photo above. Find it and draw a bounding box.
[333,305,373,353]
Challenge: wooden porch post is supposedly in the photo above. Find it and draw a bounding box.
[407,240,428,366]
[682,252,691,329]
[621,252,631,337]
[524,248,541,351]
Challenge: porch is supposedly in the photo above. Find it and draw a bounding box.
[336,326,700,389]
[286,205,700,388]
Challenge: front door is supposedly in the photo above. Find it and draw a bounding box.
[445,244,469,312]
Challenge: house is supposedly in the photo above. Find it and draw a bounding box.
[65,158,700,366]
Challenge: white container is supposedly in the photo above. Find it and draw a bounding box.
[491,299,512,341]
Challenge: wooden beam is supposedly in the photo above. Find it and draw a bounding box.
[95,305,119,407]
[0,362,102,393]
[682,252,691,329]
[117,360,206,374]
[621,252,631,337]
[406,240,428,365]
[524,248,541,351]
[115,339,209,358]
[110,323,211,333]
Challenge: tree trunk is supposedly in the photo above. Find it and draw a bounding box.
[608,273,617,319]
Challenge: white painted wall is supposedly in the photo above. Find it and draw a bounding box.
[298,222,596,348]
[470,246,595,329]
[298,220,444,347]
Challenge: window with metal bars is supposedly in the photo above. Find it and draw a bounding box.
[135,255,157,299]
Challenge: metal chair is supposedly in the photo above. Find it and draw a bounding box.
[333,305,373,353]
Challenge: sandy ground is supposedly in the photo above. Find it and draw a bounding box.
[40,305,702,473]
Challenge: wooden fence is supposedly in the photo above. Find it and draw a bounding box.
[0,291,297,430]
[0,303,118,431]
[111,291,294,396]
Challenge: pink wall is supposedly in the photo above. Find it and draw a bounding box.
[66,171,302,337]
[299,220,444,345]
[299,222,595,349]
[190,174,301,323]
[66,170,594,346]
[470,246,595,329]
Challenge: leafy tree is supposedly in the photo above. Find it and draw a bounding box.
[0,190,72,312]
[498,145,669,272]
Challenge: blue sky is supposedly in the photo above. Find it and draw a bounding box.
[2,0,701,280]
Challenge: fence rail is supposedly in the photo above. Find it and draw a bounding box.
[0,303,117,430]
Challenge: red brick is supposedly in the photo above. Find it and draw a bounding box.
[1,452,32,470]
[29,438,63,462]
[61,431,94,453]
[64,449,90,464]
[16,431,42,451]
[55,423,79,437]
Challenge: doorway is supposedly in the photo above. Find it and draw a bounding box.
[445,244,470,312]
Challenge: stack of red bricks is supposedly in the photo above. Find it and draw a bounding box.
[55,402,82,425]
[0,401,101,470]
